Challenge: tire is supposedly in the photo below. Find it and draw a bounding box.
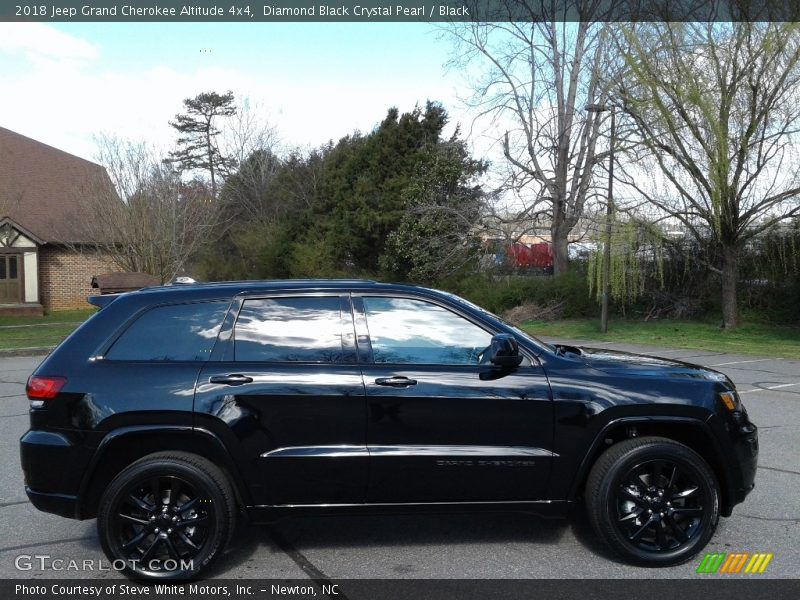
[97,452,236,580]
[585,436,720,567]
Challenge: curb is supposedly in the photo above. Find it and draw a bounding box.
[0,346,53,358]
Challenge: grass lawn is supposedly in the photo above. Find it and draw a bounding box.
[0,309,96,350]
[521,318,800,360]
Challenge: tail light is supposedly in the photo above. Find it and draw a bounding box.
[26,376,66,406]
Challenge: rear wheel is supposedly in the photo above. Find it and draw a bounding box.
[586,436,720,566]
[97,452,236,580]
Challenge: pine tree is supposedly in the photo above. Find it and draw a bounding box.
[168,91,236,197]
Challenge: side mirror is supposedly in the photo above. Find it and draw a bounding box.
[489,333,523,368]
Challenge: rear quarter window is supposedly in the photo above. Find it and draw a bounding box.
[106,301,228,361]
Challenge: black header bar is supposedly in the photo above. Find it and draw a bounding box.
[3,579,800,600]
[3,0,800,22]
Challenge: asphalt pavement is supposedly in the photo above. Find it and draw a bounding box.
[0,341,797,581]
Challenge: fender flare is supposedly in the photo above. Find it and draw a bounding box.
[76,425,250,518]
[566,415,733,505]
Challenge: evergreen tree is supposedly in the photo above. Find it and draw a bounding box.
[168,91,236,197]
[305,101,457,274]
[381,135,487,281]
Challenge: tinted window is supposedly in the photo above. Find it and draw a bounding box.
[107,302,227,361]
[234,297,344,362]
[363,297,492,365]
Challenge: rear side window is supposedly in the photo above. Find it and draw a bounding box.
[234,297,344,362]
[106,302,228,361]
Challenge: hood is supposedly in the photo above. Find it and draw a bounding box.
[554,344,729,383]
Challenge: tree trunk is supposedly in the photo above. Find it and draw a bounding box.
[721,245,739,329]
[551,222,570,276]
[206,132,217,198]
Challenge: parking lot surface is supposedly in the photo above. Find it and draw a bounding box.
[1,341,798,580]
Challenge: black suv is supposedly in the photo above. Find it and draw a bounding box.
[20,280,758,579]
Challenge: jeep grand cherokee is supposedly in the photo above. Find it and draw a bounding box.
[20,279,758,579]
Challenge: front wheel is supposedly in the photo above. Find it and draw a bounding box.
[586,436,720,566]
[97,452,236,580]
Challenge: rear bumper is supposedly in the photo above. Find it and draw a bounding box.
[20,429,86,519]
[25,487,79,519]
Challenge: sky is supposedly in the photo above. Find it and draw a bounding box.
[0,22,477,163]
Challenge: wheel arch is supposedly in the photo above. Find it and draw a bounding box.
[568,416,735,516]
[77,426,250,519]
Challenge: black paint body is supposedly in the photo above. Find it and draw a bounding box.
[20,280,757,522]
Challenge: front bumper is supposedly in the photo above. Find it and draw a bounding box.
[721,419,758,516]
[732,422,758,499]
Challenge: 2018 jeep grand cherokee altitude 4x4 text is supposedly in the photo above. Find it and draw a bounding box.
[20,280,758,579]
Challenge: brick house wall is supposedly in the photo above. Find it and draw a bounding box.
[39,246,119,311]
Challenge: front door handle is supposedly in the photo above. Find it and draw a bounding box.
[209,374,253,386]
[375,376,418,388]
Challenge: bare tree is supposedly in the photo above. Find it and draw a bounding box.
[219,143,330,229]
[220,148,283,225]
[219,97,280,176]
[616,22,800,328]
[215,99,283,226]
[443,2,616,274]
[70,135,222,283]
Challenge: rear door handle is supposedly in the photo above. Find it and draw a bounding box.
[375,376,417,388]
[209,374,253,386]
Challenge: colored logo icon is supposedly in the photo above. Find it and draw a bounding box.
[696,552,773,574]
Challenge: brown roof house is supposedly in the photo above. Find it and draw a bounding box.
[0,126,122,315]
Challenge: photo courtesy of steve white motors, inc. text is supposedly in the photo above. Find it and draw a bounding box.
[15,4,472,18]
[14,583,338,597]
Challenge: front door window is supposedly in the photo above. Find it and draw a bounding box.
[362,296,492,365]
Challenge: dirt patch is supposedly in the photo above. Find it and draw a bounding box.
[503,301,565,324]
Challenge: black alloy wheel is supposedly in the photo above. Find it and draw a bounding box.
[98,452,236,580]
[586,436,720,566]
[614,459,707,552]
[112,475,212,567]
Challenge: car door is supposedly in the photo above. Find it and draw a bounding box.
[355,294,554,504]
[195,293,367,506]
